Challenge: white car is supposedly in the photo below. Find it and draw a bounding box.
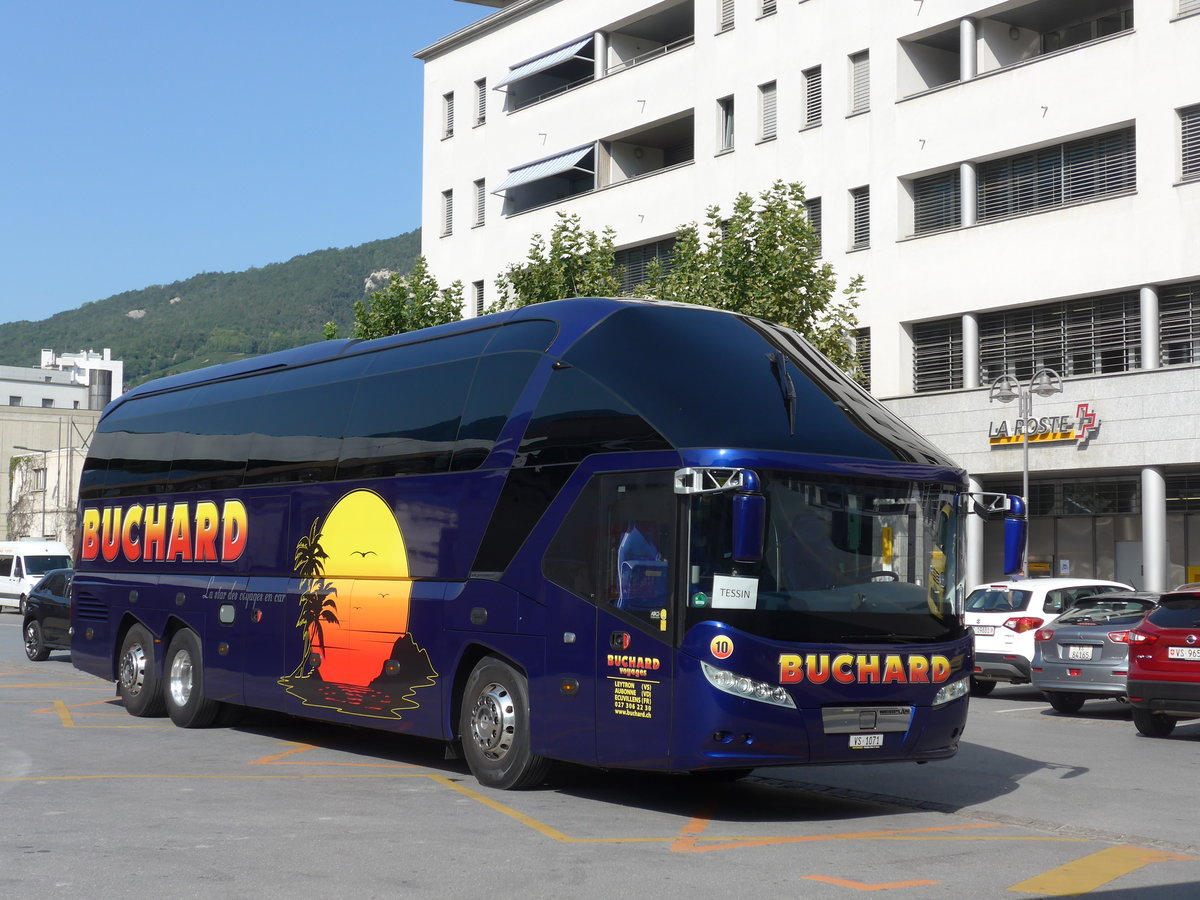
[965,578,1132,695]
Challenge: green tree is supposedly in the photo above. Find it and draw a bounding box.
[639,181,863,377]
[350,255,463,339]
[493,211,621,309]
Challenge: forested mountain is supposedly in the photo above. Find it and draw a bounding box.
[0,231,420,386]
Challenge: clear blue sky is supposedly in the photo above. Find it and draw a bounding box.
[0,1,490,326]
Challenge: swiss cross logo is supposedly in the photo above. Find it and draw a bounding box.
[1076,403,1099,444]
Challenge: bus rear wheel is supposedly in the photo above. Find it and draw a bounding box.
[118,624,166,717]
[164,629,222,728]
[460,658,549,790]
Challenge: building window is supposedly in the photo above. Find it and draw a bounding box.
[759,81,777,141]
[978,293,1141,383]
[913,318,963,393]
[803,66,822,127]
[41,398,54,408]
[849,51,869,114]
[717,95,735,152]
[474,179,486,227]
[8,396,20,406]
[33,467,46,492]
[978,127,1135,222]
[442,92,454,139]
[850,186,870,249]
[1182,104,1200,182]
[804,197,822,255]
[472,280,485,316]
[1042,7,1133,53]
[1160,280,1200,365]
[475,78,487,126]
[615,238,676,296]
[854,327,871,391]
[718,0,735,32]
[441,189,454,236]
[1183,0,1200,14]
[761,0,777,16]
[913,169,962,235]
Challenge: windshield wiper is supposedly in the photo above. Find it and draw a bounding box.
[768,351,797,435]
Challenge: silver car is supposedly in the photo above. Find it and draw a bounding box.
[1030,591,1160,713]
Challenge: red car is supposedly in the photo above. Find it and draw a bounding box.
[1127,591,1200,736]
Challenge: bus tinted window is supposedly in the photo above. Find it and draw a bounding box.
[362,328,493,373]
[563,305,903,460]
[518,366,669,466]
[338,359,475,479]
[453,351,543,470]
[245,380,359,485]
[484,319,559,353]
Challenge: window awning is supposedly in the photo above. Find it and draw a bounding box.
[494,145,594,193]
[494,36,592,89]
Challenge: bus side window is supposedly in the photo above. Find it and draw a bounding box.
[601,472,675,636]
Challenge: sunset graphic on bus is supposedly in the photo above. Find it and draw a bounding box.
[279,489,437,718]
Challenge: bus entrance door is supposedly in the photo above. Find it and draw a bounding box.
[592,484,676,769]
[595,606,674,769]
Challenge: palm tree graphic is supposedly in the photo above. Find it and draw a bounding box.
[294,518,339,676]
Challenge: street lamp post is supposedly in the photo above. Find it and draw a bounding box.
[988,369,1063,574]
[13,445,50,539]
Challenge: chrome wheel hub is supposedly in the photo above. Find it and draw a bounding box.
[468,682,515,762]
[169,649,194,708]
[119,642,148,696]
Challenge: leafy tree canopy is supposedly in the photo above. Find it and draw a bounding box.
[493,211,622,310]
[348,255,463,340]
[639,180,863,376]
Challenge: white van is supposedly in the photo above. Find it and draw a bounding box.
[0,540,72,614]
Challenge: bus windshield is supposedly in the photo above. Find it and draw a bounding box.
[684,473,965,644]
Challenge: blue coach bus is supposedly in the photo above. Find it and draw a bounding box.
[72,297,1021,789]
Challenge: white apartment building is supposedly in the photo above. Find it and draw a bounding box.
[417,0,1200,590]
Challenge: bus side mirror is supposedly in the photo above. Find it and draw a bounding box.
[732,492,766,564]
[1003,494,1027,576]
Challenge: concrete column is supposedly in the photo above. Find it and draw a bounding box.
[960,161,977,227]
[1142,466,1168,592]
[594,32,607,80]
[960,18,978,82]
[962,312,979,389]
[1140,284,1160,370]
[966,476,985,590]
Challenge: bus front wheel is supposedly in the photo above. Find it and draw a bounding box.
[460,658,550,790]
[118,624,166,717]
[164,629,222,728]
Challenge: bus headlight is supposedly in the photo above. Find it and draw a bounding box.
[702,662,796,708]
[933,676,970,708]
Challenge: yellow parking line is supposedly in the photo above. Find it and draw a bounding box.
[1010,845,1198,896]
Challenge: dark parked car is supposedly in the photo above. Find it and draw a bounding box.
[1128,590,1200,736]
[1031,591,1160,712]
[22,568,72,661]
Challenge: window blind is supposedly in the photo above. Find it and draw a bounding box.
[804,66,822,126]
[913,170,962,234]
[913,318,963,393]
[850,51,870,114]
[760,82,777,140]
[850,186,870,249]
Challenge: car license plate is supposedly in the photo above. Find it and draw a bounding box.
[1168,647,1200,660]
[1067,645,1094,661]
[849,733,884,749]
[972,625,995,636]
